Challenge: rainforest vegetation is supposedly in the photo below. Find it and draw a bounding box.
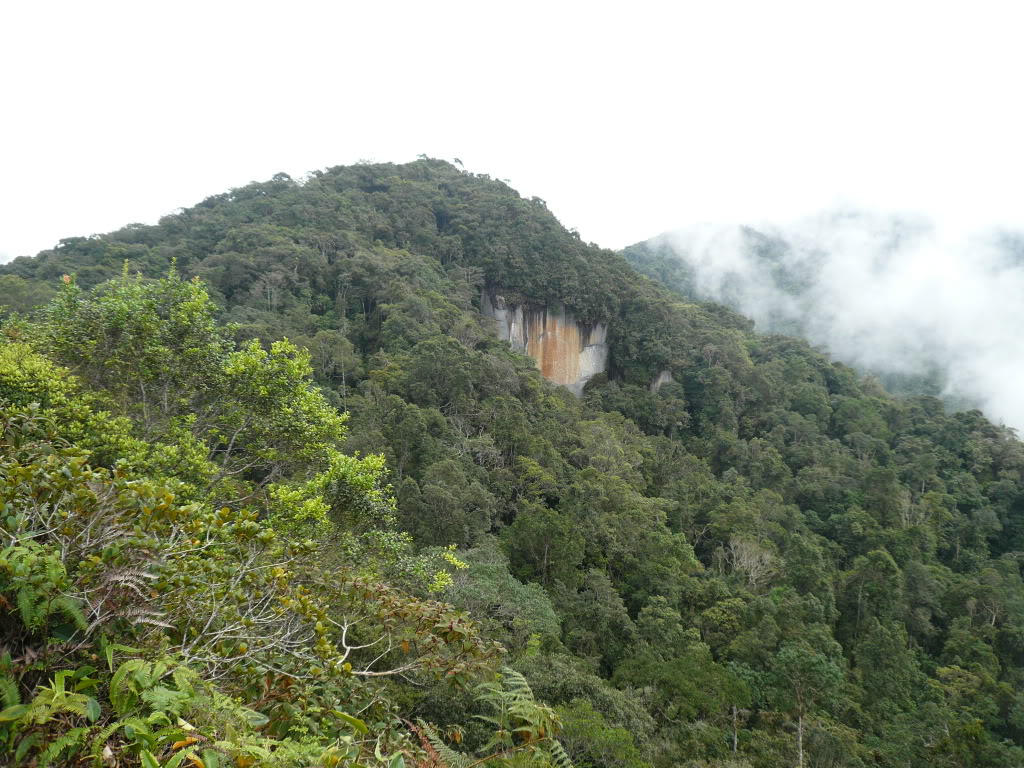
[3,159,1024,767]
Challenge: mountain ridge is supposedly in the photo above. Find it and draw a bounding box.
[3,159,1024,767]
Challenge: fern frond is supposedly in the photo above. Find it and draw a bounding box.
[0,670,20,707]
[65,697,91,718]
[15,732,41,765]
[171,665,197,696]
[141,685,190,715]
[548,740,575,768]
[407,719,444,768]
[91,720,125,764]
[16,586,38,627]
[121,605,173,629]
[419,721,472,768]
[109,659,147,715]
[37,726,89,767]
[52,595,89,631]
[102,567,158,585]
[501,668,534,698]
[151,659,170,682]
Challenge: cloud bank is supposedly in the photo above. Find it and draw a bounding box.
[652,211,1024,432]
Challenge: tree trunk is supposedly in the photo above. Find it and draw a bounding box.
[797,713,804,768]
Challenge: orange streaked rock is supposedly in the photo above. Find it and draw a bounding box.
[482,292,608,395]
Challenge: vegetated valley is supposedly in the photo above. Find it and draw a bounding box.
[2,159,1024,767]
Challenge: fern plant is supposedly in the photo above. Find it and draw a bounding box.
[0,541,88,639]
[21,668,101,725]
[0,666,101,765]
[34,725,91,767]
[418,668,574,768]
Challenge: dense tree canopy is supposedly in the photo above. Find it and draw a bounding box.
[3,158,1024,767]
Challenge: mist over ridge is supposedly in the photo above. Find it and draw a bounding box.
[627,210,1024,432]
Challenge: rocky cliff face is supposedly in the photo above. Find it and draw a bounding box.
[482,292,608,395]
[650,370,674,392]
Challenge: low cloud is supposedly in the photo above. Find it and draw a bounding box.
[653,210,1024,432]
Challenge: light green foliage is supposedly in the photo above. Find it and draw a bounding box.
[0,341,70,407]
[444,540,562,652]
[30,271,349,505]
[554,699,649,768]
[0,277,500,765]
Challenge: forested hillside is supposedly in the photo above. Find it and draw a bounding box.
[3,159,1024,767]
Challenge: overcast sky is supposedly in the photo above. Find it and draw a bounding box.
[2,1,1023,261]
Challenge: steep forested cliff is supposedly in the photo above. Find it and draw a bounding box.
[3,159,1024,767]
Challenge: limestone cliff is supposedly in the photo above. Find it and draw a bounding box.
[650,370,674,392]
[481,292,608,395]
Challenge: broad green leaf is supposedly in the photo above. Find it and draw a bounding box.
[0,704,28,721]
[239,708,269,728]
[332,710,368,734]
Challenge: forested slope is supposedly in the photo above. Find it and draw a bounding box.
[3,159,1024,767]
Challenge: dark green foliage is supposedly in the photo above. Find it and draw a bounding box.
[5,158,1024,765]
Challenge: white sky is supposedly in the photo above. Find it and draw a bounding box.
[2,1,1024,261]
